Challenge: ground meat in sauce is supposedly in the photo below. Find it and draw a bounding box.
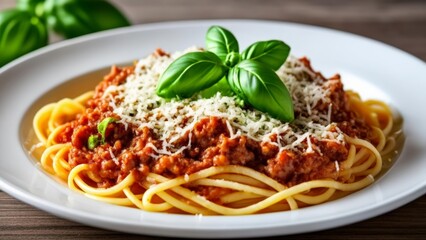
[59,60,373,197]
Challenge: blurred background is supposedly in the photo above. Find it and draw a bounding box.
[1,0,425,60]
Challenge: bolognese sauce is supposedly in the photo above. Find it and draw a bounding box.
[52,49,373,201]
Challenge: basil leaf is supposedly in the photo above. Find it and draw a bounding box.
[241,40,290,70]
[227,65,248,103]
[0,9,48,67]
[97,117,116,143]
[200,76,234,98]
[156,51,228,99]
[228,60,294,122]
[87,135,100,150]
[17,0,45,17]
[206,25,239,62]
[44,0,130,39]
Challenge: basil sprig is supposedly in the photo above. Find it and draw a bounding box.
[0,0,129,67]
[0,8,48,67]
[156,25,294,122]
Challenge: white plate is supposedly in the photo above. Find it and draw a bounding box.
[1,20,425,238]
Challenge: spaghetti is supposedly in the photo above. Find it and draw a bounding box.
[32,48,397,215]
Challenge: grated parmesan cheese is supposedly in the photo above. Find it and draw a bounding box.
[109,148,119,165]
[103,48,345,157]
[335,161,340,172]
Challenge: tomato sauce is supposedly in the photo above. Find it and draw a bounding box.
[56,61,371,196]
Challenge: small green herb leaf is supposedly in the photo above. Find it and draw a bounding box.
[200,76,234,98]
[156,51,228,98]
[242,40,290,70]
[206,25,239,62]
[0,9,48,67]
[97,117,116,143]
[227,66,248,102]
[44,0,130,39]
[224,51,241,67]
[87,135,100,150]
[228,60,294,122]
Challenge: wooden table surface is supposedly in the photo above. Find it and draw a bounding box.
[1,0,425,239]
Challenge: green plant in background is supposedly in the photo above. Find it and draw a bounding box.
[0,8,48,67]
[156,26,294,122]
[0,0,130,67]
